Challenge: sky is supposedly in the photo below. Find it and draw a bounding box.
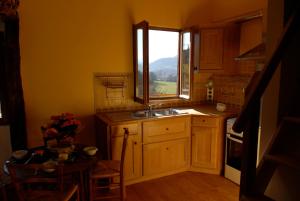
[149,30,179,63]
[138,29,179,64]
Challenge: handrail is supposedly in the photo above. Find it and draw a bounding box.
[233,9,300,133]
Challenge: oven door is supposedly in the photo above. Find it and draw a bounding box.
[226,133,243,171]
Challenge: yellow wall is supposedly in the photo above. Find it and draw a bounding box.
[19,0,213,147]
[19,0,267,147]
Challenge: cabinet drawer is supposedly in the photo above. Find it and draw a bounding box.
[111,124,138,137]
[143,117,189,143]
[192,116,218,127]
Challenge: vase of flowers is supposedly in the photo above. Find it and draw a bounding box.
[41,113,81,149]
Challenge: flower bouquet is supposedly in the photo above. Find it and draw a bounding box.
[41,113,81,149]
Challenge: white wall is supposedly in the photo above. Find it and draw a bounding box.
[0,126,11,171]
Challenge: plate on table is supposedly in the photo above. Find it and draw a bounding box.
[12,150,28,160]
[42,160,58,173]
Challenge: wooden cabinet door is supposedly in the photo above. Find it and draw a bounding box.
[200,28,223,70]
[191,127,218,169]
[111,134,142,181]
[143,139,189,176]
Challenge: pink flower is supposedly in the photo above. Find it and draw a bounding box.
[44,128,58,137]
[42,112,82,140]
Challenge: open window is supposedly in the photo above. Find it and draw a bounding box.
[133,21,194,104]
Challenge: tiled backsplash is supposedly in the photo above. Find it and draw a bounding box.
[94,72,252,112]
[94,72,201,112]
[192,72,212,102]
[237,60,257,74]
[212,74,251,106]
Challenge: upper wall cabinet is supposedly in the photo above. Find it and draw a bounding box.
[199,28,224,70]
[199,25,240,73]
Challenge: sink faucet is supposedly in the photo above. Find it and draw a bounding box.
[145,104,154,116]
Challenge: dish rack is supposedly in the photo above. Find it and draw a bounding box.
[94,73,129,98]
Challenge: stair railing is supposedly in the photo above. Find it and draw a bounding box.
[232,8,300,198]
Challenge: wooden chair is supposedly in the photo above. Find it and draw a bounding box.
[89,128,129,201]
[7,162,80,201]
[0,171,8,201]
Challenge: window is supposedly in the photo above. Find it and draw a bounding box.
[133,21,194,104]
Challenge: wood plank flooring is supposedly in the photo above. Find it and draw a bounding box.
[126,171,239,201]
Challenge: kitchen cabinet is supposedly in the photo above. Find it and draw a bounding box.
[200,28,224,70]
[143,138,189,176]
[111,132,142,181]
[142,116,190,177]
[95,109,228,184]
[191,116,224,174]
[95,120,142,182]
[199,25,240,73]
[143,117,190,144]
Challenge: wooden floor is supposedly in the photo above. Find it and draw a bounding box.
[126,172,239,201]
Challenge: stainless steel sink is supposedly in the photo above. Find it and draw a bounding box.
[132,110,152,118]
[152,108,180,116]
[132,108,181,118]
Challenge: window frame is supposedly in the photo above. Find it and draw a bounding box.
[133,22,195,104]
[133,21,149,104]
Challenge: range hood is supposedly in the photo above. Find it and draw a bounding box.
[235,43,265,61]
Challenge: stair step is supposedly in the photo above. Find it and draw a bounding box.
[241,194,274,201]
[264,154,300,171]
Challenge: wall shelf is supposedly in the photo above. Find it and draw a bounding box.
[94,73,129,98]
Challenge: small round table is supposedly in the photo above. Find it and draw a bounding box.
[5,144,100,201]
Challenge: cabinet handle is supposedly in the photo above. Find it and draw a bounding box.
[202,119,205,122]
[166,147,169,150]
[134,141,137,145]
[166,128,169,131]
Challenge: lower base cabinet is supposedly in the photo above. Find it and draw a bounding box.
[192,127,218,169]
[143,138,189,176]
[191,116,224,174]
[111,134,142,181]
[96,114,225,184]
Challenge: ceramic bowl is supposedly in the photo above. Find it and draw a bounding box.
[216,103,227,112]
[12,150,28,160]
[42,160,57,173]
[58,153,69,161]
[83,146,98,156]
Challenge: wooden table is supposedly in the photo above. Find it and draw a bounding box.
[6,144,100,201]
[62,151,99,201]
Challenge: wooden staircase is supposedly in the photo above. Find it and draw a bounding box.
[233,2,300,201]
[255,117,300,196]
[240,116,300,201]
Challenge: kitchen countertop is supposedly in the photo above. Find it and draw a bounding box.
[96,104,240,125]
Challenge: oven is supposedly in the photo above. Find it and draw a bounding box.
[224,117,243,185]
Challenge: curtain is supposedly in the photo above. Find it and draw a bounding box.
[2,14,27,150]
